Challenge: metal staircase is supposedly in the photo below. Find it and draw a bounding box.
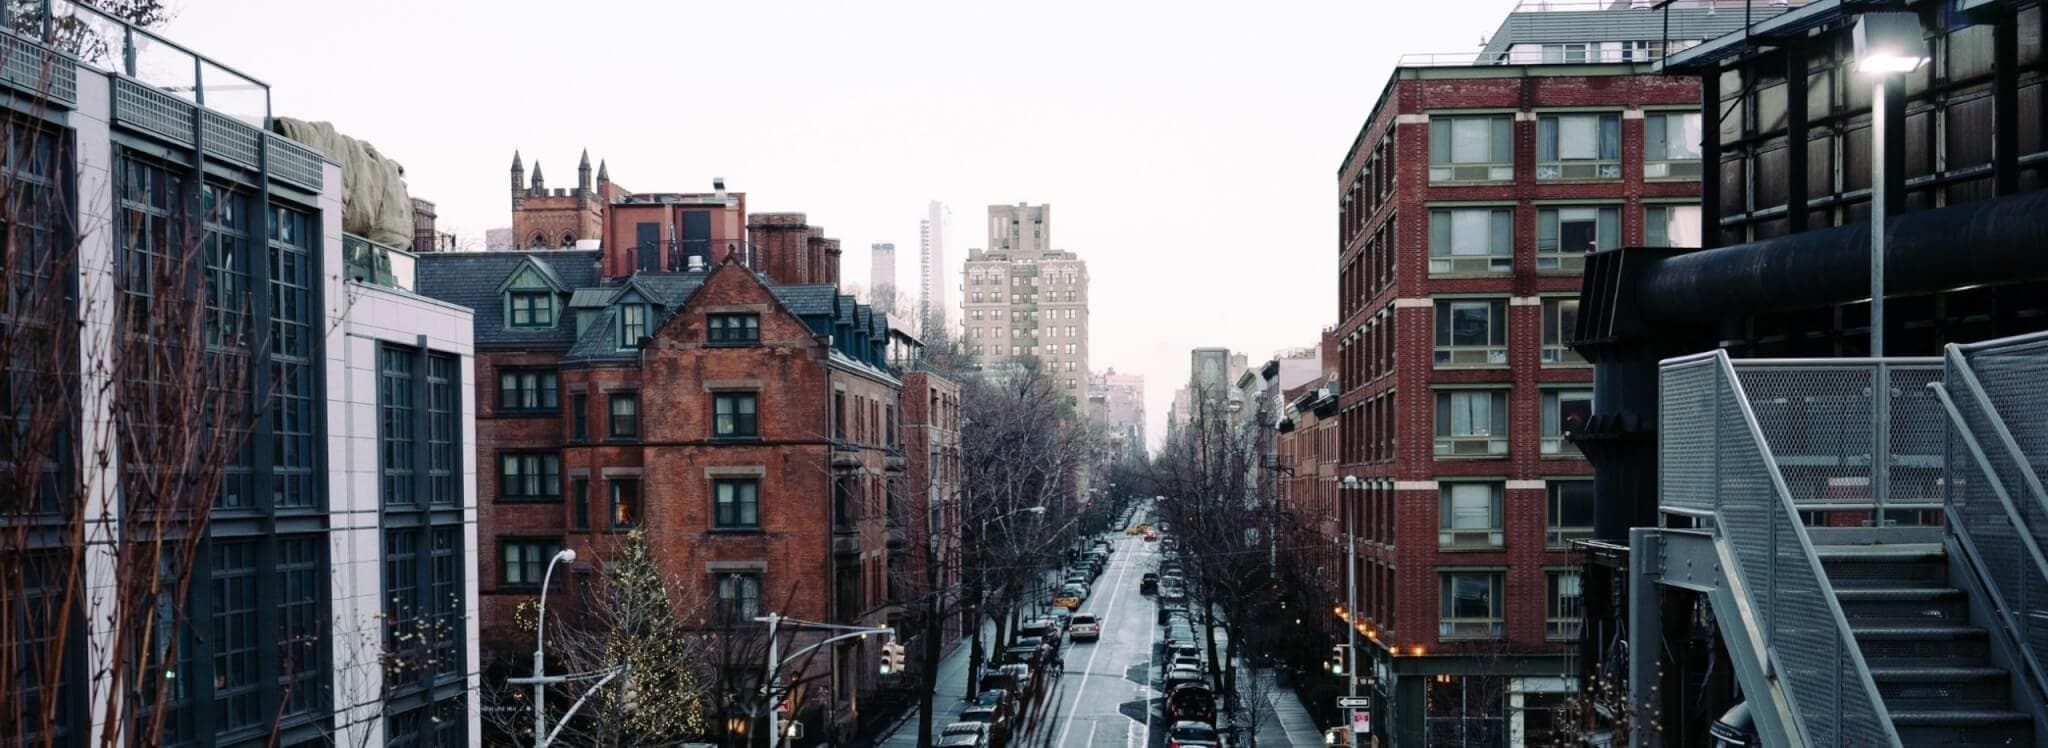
[1633,347,2048,747]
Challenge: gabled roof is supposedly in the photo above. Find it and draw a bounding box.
[495,255,570,294]
[770,284,838,317]
[414,250,600,347]
[835,295,856,326]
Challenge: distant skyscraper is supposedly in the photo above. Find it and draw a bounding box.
[920,201,950,338]
[960,203,1090,411]
[871,242,897,295]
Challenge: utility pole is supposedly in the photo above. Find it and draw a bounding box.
[756,613,895,748]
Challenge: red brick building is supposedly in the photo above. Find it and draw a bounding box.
[508,149,628,248]
[1278,331,1342,604]
[419,196,933,740]
[1332,39,1703,744]
[898,371,965,653]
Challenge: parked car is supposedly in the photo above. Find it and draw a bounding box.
[1165,685,1215,724]
[940,721,991,746]
[1094,539,1114,555]
[1019,618,1060,642]
[1167,720,1222,748]
[1163,666,1206,694]
[935,732,986,748]
[958,704,1010,742]
[1140,572,1159,594]
[1168,652,1203,672]
[1055,583,1087,610]
[980,663,1031,697]
[1068,613,1101,641]
[1003,642,1047,667]
[973,689,1016,725]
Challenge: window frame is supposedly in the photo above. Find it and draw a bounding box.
[707,312,762,345]
[1542,298,1584,365]
[1429,114,1515,183]
[716,572,763,624]
[1536,205,1620,273]
[496,368,559,414]
[1536,112,1622,181]
[507,290,555,328]
[1433,299,1509,367]
[1643,111,1704,179]
[609,392,640,440]
[1645,204,1703,249]
[713,391,760,439]
[713,478,762,530]
[1438,571,1505,639]
[1428,207,1514,275]
[499,538,564,588]
[618,303,649,349]
[1434,389,1510,457]
[1547,480,1594,549]
[610,479,642,529]
[1542,389,1593,457]
[1547,570,1584,640]
[497,451,562,502]
[1438,482,1505,549]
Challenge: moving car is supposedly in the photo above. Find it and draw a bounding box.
[1140,572,1159,594]
[1167,720,1222,748]
[1068,613,1101,641]
[1126,523,1151,536]
[1144,530,1160,542]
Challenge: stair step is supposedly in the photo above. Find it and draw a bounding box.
[1871,665,2012,709]
[1892,709,2034,747]
[1855,626,1989,662]
[1838,588,1969,624]
[1819,544,1950,589]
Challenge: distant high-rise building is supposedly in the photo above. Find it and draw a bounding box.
[871,242,897,295]
[920,201,950,338]
[1090,368,1146,461]
[959,203,1090,410]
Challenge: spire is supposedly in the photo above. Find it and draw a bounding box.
[511,150,522,171]
[530,161,545,192]
[597,159,609,184]
[510,150,525,202]
[578,148,592,191]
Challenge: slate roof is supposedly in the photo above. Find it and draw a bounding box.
[568,287,619,308]
[560,274,709,365]
[414,250,601,348]
[770,284,839,317]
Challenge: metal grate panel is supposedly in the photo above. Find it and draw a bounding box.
[200,110,259,169]
[111,77,193,146]
[0,32,75,107]
[1659,357,1719,513]
[266,132,322,192]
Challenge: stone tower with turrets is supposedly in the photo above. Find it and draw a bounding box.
[508,148,626,249]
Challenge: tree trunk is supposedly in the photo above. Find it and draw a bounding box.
[918,596,941,748]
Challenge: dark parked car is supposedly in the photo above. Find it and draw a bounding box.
[1003,642,1048,666]
[1167,720,1221,748]
[1162,666,1207,697]
[1140,572,1159,594]
[1166,685,1215,724]
[973,689,1016,724]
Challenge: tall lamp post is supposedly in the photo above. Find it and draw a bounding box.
[1339,476,1363,729]
[965,505,1048,697]
[1855,10,1927,523]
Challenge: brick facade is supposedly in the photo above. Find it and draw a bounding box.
[1331,63,1701,742]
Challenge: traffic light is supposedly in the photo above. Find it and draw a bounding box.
[1330,645,1348,676]
[880,641,906,675]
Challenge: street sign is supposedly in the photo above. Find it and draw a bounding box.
[1337,696,1372,709]
[1351,708,1371,735]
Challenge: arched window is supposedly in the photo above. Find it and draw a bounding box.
[528,233,546,248]
[560,233,575,248]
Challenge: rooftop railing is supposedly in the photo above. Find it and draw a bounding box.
[2,0,269,125]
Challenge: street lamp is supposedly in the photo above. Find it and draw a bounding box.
[1338,475,1362,719]
[1856,10,1925,525]
[531,548,576,746]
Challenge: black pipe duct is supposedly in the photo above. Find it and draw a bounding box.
[1634,190,2048,327]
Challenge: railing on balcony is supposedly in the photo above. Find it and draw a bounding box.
[1659,352,1903,746]
[1931,332,2048,711]
[4,0,270,123]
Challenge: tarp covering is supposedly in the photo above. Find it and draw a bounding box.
[271,117,413,247]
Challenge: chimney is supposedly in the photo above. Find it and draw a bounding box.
[713,176,727,201]
[746,213,811,285]
[411,198,437,253]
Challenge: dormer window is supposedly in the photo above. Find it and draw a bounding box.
[508,291,555,328]
[618,303,649,349]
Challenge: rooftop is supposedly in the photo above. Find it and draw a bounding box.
[1395,0,1814,67]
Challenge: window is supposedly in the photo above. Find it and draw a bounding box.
[1542,390,1592,456]
[618,303,648,349]
[714,479,761,529]
[610,479,641,528]
[834,392,847,439]
[572,478,590,530]
[1644,112,1704,178]
[1439,482,1503,548]
[1617,40,1652,62]
[499,452,561,501]
[211,542,261,731]
[572,393,589,441]
[609,393,639,439]
[497,369,558,413]
[717,572,762,624]
[1542,299,1582,365]
[708,313,761,343]
[379,347,417,505]
[1645,205,1703,248]
[508,290,554,327]
[276,538,325,719]
[500,539,562,586]
[1536,206,1618,272]
[1439,572,1504,638]
[1434,300,1508,366]
[1547,481,1594,548]
[1541,42,1589,63]
[1547,571,1584,639]
[1428,208,1513,274]
[1435,390,1508,457]
[1537,113,1621,180]
[1429,115,1513,182]
[714,392,759,438]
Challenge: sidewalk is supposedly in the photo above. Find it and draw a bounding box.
[1255,669,1324,746]
[875,619,1000,747]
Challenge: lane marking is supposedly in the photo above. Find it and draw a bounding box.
[1055,535,1139,747]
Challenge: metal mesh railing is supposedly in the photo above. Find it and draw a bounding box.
[1659,351,1900,746]
[1729,360,1945,523]
[1934,332,2048,704]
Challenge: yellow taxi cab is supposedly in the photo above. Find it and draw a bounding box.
[1126,523,1151,536]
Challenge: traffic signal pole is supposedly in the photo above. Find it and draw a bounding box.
[755,613,896,747]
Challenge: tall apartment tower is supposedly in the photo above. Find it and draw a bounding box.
[871,242,897,295]
[960,203,1090,409]
[1324,3,1741,744]
[920,201,950,338]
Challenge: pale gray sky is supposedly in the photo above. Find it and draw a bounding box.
[165,0,1519,451]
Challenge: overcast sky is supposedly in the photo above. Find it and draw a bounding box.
[164,0,1519,451]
